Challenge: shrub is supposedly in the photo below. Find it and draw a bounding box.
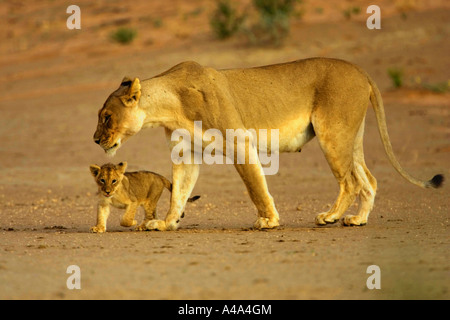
[387,68,404,88]
[343,6,361,20]
[252,0,300,45]
[210,0,246,39]
[110,27,137,44]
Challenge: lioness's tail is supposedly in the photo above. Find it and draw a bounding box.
[160,176,201,202]
[367,76,444,188]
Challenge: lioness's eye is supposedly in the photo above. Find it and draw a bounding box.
[104,115,111,123]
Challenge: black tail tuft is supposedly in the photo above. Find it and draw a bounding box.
[427,174,444,188]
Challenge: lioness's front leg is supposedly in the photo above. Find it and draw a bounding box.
[90,202,110,233]
[234,162,280,229]
[146,162,200,231]
[230,131,279,229]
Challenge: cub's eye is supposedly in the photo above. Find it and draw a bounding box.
[100,179,105,184]
[112,179,117,184]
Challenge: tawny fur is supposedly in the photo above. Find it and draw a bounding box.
[93,58,442,230]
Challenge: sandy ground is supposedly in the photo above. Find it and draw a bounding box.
[0,0,449,300]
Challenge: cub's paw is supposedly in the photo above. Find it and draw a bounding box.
[90,226,106,233]
[145,219,168,231]
[120,218,137,228]
[254,217,279,230]
[343,215,367,226]
[135,223,147,231]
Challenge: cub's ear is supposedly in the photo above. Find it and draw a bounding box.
[89,165,101,178]
[119,77,141,108]
[117,161,127,174]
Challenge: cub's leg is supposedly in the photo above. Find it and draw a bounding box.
[343,121,377,226]
[136,188,164,231]
[146,161,200,231]
[137,202,157,231]
[90,202,110,233]
[120,203,138,227]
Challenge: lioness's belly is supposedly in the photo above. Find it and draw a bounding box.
[278,121,315,152]
[251,117,315,153]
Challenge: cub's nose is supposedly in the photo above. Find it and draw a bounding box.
[94,139,100,145]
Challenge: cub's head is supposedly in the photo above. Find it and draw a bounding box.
[89,162,127,198]
[94,77,144,156]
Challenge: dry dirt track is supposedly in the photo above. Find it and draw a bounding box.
[0,0,449,300]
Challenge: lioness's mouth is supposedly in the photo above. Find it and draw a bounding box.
[105,143,118,150]
[104,141,121,156]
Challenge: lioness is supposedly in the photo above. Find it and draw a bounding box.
[89,161,200,233]
[93,58,443,230]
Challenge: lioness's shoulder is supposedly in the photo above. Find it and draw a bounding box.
[154,61,209,79]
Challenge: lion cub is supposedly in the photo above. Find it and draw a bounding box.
[89,162,199,233]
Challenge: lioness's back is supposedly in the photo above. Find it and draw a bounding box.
[218,58,368,130]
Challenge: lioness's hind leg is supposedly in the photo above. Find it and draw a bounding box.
[343,163,376,226]
[312,112,362,226]
[343,124,377,226]
[315,174,358,225]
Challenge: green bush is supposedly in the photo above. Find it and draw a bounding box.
[343,6,361,20]
[387,68,404,88]
[110,27,137,44]
[252,0,300,45]
[423,81,449,93]
[210,0,246,39]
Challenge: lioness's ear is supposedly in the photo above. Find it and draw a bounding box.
[120,76,133,87]
[120,78,141,108]
[89,165,101,178]
[117,161,127,174]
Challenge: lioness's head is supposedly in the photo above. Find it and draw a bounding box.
[94,77,144,156]
[89,162,127,198]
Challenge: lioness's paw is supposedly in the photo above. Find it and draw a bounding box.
[145,219,167,231]
[343,215,367,226]
[254,217,279,230]
[315,212,338,226]
[90,226,106,233]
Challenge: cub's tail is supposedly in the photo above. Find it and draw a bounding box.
[367,75,444,188]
